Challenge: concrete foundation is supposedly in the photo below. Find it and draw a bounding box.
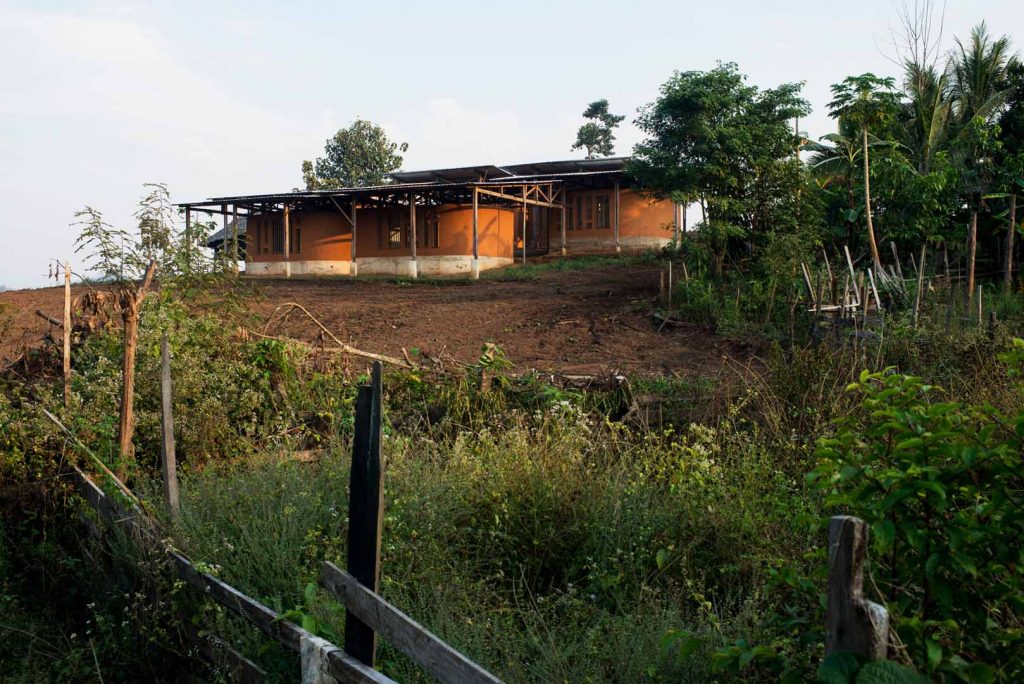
[357,255,512,277]
[247,260,353,276]
[564,235,672,251]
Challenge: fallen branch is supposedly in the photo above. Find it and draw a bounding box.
[36,310,64,328]
[243,326,413,369]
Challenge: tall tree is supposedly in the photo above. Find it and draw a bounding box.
[572,99,625,159]
[998,61,1024,289]
[948,23,1016,297]
[302,120,408,190]
[630,63,810,277]
[827,74,902,270]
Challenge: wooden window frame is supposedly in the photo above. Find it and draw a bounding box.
[596,195,610,230]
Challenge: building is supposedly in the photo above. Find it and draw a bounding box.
[180,157,682,278]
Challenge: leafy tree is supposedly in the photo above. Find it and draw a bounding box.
[630,63,810,277]
[302,120,408,190]
[572,99,625,159]
[948,23,1017,297]
[826,74,902,270]
[997,61,1024,288]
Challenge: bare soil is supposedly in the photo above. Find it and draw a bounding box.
[1,263,756,377]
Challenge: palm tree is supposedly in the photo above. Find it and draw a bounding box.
[948,22,1016,298]
[827,75,902,270]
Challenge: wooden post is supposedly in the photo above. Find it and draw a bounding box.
[231,204,240,270]
[409,193,418,279]
[1005,193,1017,292]
[184,206,192,276]
[844,245,861,304]
[521,186,527,265]
[221,203,228,268]
[351,198,359,277]
[667,261,673,308]
[890,242,904,281]
[914,243,926,328]
[63,261,71,409]
[826,516,889,659]
[978,286,983,327]
[160,332,180,518]
[672,203,680,244]
[345,361,384,667]
[613,181,621,253]
[283,204,291,278]
[560,190,567,257]
[472,187,480,279]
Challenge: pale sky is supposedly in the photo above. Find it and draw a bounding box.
[0,0,1019,289]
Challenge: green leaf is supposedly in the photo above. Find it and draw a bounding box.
[964,662,995,684]
[656,548,670,570]
[301,613,316,633]
[818,651,861,684]
[304,581,317,605]
[855,660,929,684]
[926,638,942,670]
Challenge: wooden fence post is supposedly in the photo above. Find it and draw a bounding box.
[346,361,384,667]
[160,332,180,517]
[63,261,71,409]
[826,515,889,659]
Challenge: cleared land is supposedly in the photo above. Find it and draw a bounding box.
[1,261,754,376]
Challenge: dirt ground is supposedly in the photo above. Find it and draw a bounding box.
[1,263,755,377]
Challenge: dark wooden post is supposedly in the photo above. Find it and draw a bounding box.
[160,332,180,517]
[63,261,71,409]
[346,361,384,667]
[826,516,888,659]
[409,193,418,279]
[351,197,359,277]
[184,206,192,276]
[231,204,239,269]
[221,203,228,268]
[560,188,567,256]
[613,181,621,253]
[283,204,291,278]
[471,187,480,279]
[521,186,527,265]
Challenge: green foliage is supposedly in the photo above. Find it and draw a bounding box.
[302,119,408,190]
[810,366,1024,680]
[572,98,625,159]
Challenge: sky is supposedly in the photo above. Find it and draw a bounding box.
[0,0,1019,289]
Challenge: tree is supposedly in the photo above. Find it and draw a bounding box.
[998,61,1024,289]
[948,23,1016,298]
[302,120,408,190]
[629,63,810,277]
[572,99,625,159]
[827,74,902,270]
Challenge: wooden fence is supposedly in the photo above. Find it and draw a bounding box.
[68,356,501,683]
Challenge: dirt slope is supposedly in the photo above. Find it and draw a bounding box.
[1,263,752,377]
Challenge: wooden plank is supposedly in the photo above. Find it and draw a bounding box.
[321,564,503,684]
[160,332,180,517]
[409,193,417,265]
[345,361,384,666]
[521,186,527,265]
[67,466,393,684]
[844,245,861,303]
[913,243,926,328]
[185,626,267,684]
[826,516,889,659]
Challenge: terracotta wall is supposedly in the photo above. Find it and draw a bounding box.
[247,211,351,263]
[550,188,676,243]
[354,204,514,259]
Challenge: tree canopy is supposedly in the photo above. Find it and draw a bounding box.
[572,99,625,159]
[302,120,408,190]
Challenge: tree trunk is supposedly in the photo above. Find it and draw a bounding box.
[117,298,140,473]
[1005,194,1017,292]
[967,209,978,299]
[862,128,881,269]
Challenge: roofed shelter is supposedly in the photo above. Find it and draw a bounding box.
[179,157,682,279]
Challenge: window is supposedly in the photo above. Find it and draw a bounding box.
[292,228,301,254]
[566,206,574,231]
[575,196,583,229]
[377,215,385,249]
[424,209,439,248]
[585,196,594,229]
[388,213,402,248]
[596,195,610,229]
[272,218,284,253]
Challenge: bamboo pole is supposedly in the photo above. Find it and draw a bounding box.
[913,244,926,328]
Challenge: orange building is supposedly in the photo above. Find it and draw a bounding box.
[187,158,682,278]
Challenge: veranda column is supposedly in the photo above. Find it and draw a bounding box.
[471,187,480,279]
[184,206,191,275]
[614,181,621,253]
[521,186,527,265]
[350,197,358,276]
[560,188,567,256]
[409,192,418,279]
[283,203,291,278]
[231,204,239,270]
